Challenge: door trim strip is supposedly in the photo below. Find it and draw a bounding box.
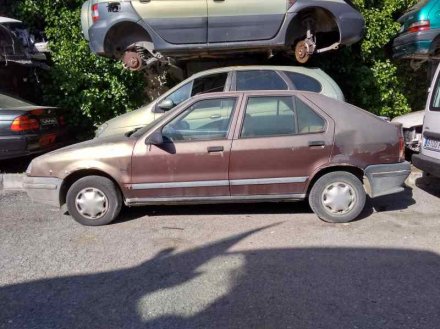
[125,194,307,206]
[131,176,309,190]
[230,177,308,186]
[131,180,230,190]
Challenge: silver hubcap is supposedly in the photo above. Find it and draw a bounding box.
[75,188,109,220]
[322,182,356,215]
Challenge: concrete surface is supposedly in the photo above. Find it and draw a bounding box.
[0,175,439,329]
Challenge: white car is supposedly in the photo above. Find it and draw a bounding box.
[413,65,440,178]
[392,111,424,153]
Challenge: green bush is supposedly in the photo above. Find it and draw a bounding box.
[315,0,424,118]
[8,0,425,133]
[11,0,146,136]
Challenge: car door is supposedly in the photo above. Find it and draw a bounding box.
[207,0,286,43]
[129,95,242,201]
[131,0,208,44]
[421,66,440,160]
[229,94,334,197]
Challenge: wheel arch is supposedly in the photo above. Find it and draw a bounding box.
[306,165,364,196]
[104,21,154,58]
[285,7,341,46]
[60,169,124,206]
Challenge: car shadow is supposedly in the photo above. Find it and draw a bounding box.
[1,226,440,329]
[369,186,416,213]
[114,187,415,225]
[415,175,440,198]
[0,156,35,174]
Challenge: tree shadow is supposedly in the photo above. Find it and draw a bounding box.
[2,226,439,329]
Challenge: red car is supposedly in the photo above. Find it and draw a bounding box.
[25,91,410,226]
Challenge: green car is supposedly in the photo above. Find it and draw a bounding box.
[81,0,364,70]
[94,66,344,138]
[393,0,440,61]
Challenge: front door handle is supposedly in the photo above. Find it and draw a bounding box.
[309,141,325,147]
[208,146,224,153]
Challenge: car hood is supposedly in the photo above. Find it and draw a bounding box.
[98,103,155,138]
[392,111,424,128]
[30,134,137,179]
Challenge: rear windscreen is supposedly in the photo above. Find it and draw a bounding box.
[0,94,33,108]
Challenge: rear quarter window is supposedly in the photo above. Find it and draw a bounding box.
[284,72,322,93]
[430,74,440,112]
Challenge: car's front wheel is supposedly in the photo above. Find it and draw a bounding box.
[309,172,366,223]
[66,176,122,226]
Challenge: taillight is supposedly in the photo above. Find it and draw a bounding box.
[92,3,100,23]
[10,115,40,132]
[58,115,66,126]
[399,136,405,162]
[408,20,430,33]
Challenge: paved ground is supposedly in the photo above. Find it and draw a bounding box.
[0,176,440,329]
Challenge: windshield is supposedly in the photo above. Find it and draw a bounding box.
[0,93,34,108]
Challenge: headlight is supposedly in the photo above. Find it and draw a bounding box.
[95,123,109,138]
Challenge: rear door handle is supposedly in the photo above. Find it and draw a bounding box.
[208,146,224,153]
[308,141,325,147]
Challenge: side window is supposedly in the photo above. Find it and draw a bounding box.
[167,82,192,107]
[284,72,322,93]
[241,96,297,138]
[191,73,228,96]
[162,98,236,142]
[236,71,288,91]
[430,74,440,112]
[296,97,326,133]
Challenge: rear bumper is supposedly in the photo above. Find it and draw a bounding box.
[364,162,411,198]
[392,29,440,59]
[23,176,63,208]
[0,131,71,161]
[413,153,440,178]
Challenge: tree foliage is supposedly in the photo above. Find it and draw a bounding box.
[314,0,424,117]
[6,0,426,132]
[11,0,146,133]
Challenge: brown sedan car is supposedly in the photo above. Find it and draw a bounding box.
[24,91,411,226]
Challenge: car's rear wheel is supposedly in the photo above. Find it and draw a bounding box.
[66,176,122,226]
[309,172,366,223]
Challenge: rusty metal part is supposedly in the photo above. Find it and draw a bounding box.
[122,51,144,71]
[295,41,311,64]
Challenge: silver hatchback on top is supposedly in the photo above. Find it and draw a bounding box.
[95,66,345,138]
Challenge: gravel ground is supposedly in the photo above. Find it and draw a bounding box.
[0,177,440,329]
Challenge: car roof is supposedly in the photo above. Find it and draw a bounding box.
[190,65,325,78]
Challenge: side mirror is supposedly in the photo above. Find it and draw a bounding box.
[158,99,175,111]
[145,130,163,145]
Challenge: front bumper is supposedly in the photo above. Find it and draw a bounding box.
[392,29,440,59]
[413,153,440,178]
[23,176,63,208]
[364,162,411,198]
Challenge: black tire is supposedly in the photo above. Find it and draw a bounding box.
[66,176,122,226]
[309,172,366,223]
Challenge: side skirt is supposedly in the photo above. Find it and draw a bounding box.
[125,194,307,207]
